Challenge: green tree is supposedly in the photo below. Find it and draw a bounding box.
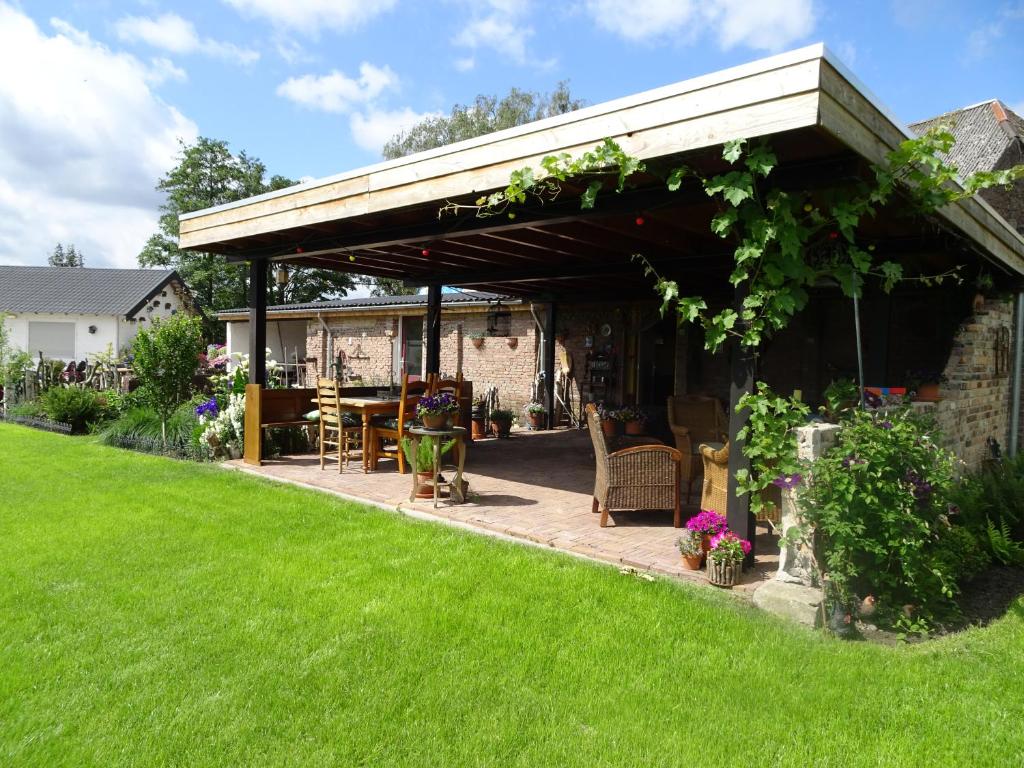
[48,243,84,267]
[139,137,354,333]
[131,313,204,444]
[367,83,586,297]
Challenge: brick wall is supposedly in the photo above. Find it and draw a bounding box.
[931,296,1015,469]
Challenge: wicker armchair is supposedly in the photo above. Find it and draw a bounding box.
[586,404,682,528]
[699,441,730,514]
[668,395,728,503]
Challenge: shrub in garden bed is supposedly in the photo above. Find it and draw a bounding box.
[39,387,103,434]
[99,402,205,459]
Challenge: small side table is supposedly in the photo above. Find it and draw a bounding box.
[407,426,468,507]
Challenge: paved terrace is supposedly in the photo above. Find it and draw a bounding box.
[230,429,778,594]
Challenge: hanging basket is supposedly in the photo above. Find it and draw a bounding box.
[706,556,743,588]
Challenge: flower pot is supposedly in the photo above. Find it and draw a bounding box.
[471,337,484,349]
[681,553,703,571]
[706,556,742,588]
[527,413,544,430]
[422,413,447,430]
[973,292,986,312]
[624,419,644,435]
[600,418,620,438]
[471,417,486,440]
[506,337,518,350]
[912,383,941,403]
[701,535,712,554]
[414,471,434,499]
[492,418,512,438]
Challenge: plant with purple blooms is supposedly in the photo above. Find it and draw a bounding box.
[685,510,728,537]
[772,473,803,490]
[416,392,458,417]
[708,531,752,563]
[195,397,219,421]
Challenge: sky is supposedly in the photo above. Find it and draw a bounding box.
[1,0,1023,272]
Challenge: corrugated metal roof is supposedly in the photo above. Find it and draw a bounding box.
[909,100,1024,177]
[0,266,178,316]
[218,290,513,317]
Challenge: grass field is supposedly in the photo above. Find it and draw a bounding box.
[2,423,1023,767]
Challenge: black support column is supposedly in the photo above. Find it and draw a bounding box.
[725,285,756,566]
[248,259,267,386]
[425,284,442,376]
[544,301,557,429]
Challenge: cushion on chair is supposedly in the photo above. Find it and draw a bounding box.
[370,414,416,430]
[341,412,361,428]
[303,409,320,421]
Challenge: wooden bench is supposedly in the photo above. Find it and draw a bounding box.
[243,385,319,465]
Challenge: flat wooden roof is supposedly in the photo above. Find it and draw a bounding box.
[179,44,1024,294]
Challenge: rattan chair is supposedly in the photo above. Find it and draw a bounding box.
[368,373,430,473]
[699,441,730,514]
[316,377,362,472]
[668,395,728,503]
[586,404,682,528]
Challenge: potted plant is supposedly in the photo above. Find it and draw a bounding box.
[596,403,621,438]
[906,370,946,403]
[525,402,546,430]
[705,531,751,588]
[490,408,514,438]
[974,272,993,312]
[685,510,728,555]
[417,392,458,429]
[400,436,455,498]
[677,530,704,570]
[618,406,646,435]
[471,399,487,439]
[469,332,485,349]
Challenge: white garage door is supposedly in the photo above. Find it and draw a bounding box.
[28,321,75,360]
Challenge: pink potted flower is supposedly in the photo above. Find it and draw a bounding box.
[706,531,751,588]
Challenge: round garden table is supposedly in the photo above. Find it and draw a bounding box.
[407,425,468,508]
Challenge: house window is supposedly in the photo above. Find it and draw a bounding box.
[402,316,423,378]
[28,321,75,360]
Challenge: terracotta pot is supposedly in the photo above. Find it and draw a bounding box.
[414,471,434,499]
[973,292,986,312]
[471,417,486,440]
[912,383,941,402]
[422,413,447,430]
[624,419,644,435]
[492,418,512,438]
[706,556,742,588]
[600,418,620,437]
[701,535,712,554]
[527,413,544,430]
[471,337,484,349]
[681,553,703,571]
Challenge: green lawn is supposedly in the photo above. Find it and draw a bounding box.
[2,424,1023,767]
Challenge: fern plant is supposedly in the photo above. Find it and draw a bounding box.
[986,518,1024,566]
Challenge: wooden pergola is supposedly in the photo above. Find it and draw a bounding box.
[179,44,1024,554]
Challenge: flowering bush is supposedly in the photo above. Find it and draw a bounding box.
[800,406,959,630]
[616,406,646,424]
[708,531,752,564]
[416,392,458,417]
[195,398,218,420]
[677,529,703,557]
[526,402,546,416]
[685,510,728,537]
[199,392,245,456]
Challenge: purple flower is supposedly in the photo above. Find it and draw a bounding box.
[195,397,218,419]
[416,392,458,417]
[772,473,803,490]
[863,390,882,409]
[880,420,893,430]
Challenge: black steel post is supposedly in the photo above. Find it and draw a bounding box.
[725,285,756,566]
[425,284,442,376]
[544,301,557,429]
[248,260,267,386]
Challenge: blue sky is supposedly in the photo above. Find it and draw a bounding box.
[1,0,1023,270]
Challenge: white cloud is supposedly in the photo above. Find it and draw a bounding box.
[454,56,476,72]
[964,3,1024,61]
[146,57,188,85]
[0,5,197,268]
[453,0,550,66]
[584,0,816,51]
[115,12,259,65]
[349,107,442,153]
[223,0,397,35]
[276,63,398,113]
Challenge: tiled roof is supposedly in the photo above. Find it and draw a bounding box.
[909,100,1024,177]
[0,266,179,316]
[218,291,513,317]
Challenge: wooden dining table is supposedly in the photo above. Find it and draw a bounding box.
[335,396,402,472]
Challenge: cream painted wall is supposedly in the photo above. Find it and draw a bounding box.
[225,319,308,368]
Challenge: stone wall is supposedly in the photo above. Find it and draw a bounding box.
[932,296,1015,469]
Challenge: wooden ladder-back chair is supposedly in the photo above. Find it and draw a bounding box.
[585,404,682,528]
[368,373,430,473]
[429,372,464,422]
[317,378,361,472]
[668,395,728,504]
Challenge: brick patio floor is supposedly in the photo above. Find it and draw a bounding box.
[229,428,777,594]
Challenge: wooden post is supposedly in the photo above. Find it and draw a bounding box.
[544,301,557,429]
[726,286,756,566]
[425,284,441,376]
[248,260,267,386]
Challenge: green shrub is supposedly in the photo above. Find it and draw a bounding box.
[933,525,991,584]
[949,455,1024,545]
[100,404,200,448]
[5,399,42,417]
[131,314,204,443]
[39,387,103,433]
[986,518,1024,566]
[800,406,959,628]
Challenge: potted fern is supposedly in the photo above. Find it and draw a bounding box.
[400,435,455,498]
